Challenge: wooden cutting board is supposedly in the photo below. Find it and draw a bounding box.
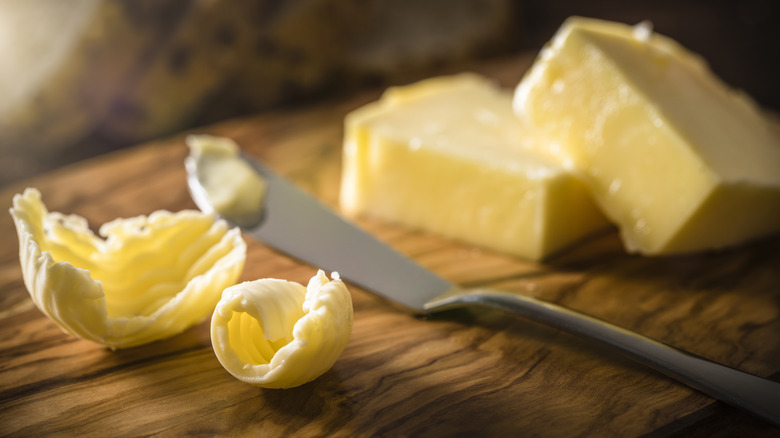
[1,55,779,437]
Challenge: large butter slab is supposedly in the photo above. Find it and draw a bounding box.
[514,17,780,255]
[340,74,609,260]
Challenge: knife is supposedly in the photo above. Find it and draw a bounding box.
[185,145,780,427]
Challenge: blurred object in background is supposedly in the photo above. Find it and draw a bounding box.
[0,0,777,186]
[0,0,521,186]
[0,0,199,182]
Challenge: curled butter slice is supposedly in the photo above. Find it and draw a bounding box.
[9,188,246,349]
[211,270,353,389]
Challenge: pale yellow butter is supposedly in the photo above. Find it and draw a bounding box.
[514,17,780,254]
[10,188,246,349]
[210,270,353,389]
[186,134,266,227]
[340,74,609,260]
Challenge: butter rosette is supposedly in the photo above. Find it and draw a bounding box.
[10,188,246,349]
[211,270,353,389]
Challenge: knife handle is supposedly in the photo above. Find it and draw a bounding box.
[425,288,780,427]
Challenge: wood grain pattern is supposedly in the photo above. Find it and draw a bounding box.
[1,55,779,437]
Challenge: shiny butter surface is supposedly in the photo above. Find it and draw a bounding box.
[211,270,353,389]
[514,17,780,254]
[10,188,246,349]
[340,73,609,260]
[186,134,267,228]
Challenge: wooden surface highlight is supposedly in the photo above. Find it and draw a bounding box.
[1,56,779,436]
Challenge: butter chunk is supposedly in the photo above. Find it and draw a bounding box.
[210,270,353,389]
[10,188,246,349]
[514,17,780,255]
[340,74,609,260]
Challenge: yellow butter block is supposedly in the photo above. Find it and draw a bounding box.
[514,17,780,255]
[340,74,609,260]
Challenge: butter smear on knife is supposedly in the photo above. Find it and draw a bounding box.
[186,134,267,228]
[210,270,353,388]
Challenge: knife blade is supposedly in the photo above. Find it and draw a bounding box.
[184,140,780,427]
[185,146,453,311]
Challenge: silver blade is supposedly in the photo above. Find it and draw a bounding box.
[186,152,453,312]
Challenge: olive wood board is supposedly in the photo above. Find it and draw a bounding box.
[1,55,779,437]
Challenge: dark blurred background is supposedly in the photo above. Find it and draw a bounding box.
[0,0,777,186]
